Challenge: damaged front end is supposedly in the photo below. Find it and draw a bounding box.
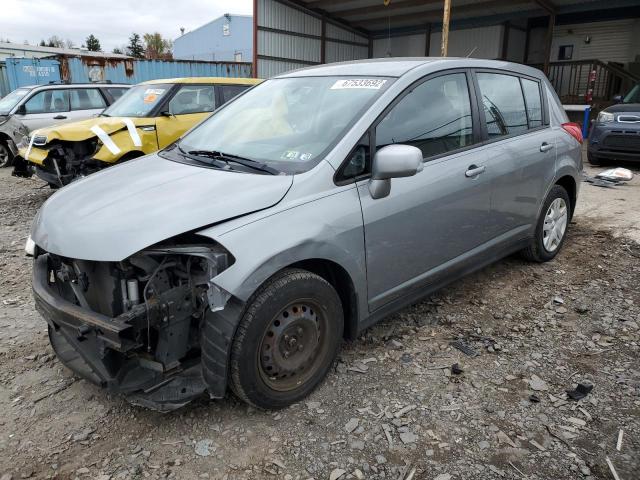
[15,137,102,187]
[33,239,236,411]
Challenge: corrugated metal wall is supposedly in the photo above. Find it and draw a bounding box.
[429,25,504,59]
[256,0,369,78]
[61,58,253,85]
[0,57,253,95]
[528,19,640,65]
[0,62,10,97]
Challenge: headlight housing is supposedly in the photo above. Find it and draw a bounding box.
[597,111,614,123]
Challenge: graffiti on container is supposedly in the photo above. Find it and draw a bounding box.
[22,65,56,78]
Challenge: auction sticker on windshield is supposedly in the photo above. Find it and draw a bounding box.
[331,79,387,90]
[143,88,166,104]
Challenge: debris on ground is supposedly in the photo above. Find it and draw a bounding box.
[566,382,594,400]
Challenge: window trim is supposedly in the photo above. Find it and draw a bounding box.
[471,68,550,147]
[334,68,483,185]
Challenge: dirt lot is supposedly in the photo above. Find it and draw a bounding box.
[0,162,639,480]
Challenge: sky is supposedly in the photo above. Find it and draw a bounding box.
[1,0,253,51]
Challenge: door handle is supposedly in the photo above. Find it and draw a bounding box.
[53,115,67,120]
[540,142,553,152]
[465,164,486,178]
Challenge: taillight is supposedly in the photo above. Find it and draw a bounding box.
[562,122,583,144]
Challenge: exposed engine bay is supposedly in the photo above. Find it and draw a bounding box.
[33,241,234,411]
[15,139,106,187]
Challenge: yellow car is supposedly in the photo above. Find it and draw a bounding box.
[17,77,261,187]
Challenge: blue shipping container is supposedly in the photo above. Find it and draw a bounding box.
[2,56,252,94]
[61,57,253,85]
[4,58,61,92]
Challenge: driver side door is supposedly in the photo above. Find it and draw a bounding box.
[354,71,494,311]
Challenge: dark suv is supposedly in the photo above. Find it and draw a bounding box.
[588,83,640,165]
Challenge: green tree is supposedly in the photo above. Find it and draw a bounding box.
[112,47,123,54]
[85,34,101,52]
[39,39,46,46]
[126,33,144,58]
[143,32,173,59]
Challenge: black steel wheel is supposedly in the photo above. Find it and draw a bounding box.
[228,269,343,409]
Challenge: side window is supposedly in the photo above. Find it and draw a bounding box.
[477,73,528,138]
[24,90,69,114]
[70,89,106,110]
[375,73,474,159]
[168,85,216,115]
[521,79,543,128]
[107,87,128,101]
[219,85,248,104]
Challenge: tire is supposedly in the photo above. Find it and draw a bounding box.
[0,141,14,168]
[228,268,343,409]
[587,151,602,166]
[521,185,571,263]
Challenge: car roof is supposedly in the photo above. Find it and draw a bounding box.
[276,57,546,80]
[27,83,130,90]
[140,77,262,86]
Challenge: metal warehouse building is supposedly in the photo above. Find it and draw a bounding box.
[174,14,254,62]
[252,0,640,104]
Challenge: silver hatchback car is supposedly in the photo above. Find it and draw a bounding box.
[27,58,582,411]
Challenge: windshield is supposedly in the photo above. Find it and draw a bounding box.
[0,88,31,115]
[178,76,392,173]
[102,84,171,117]
[623,83,640,104]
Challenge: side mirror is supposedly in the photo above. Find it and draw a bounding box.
[612,95,623,104]
[16,104,27,115]
[368,144,424,199]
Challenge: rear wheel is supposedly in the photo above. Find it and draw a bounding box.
[228,269,343,409]
[521,185,570,262]
[0,142,13,168]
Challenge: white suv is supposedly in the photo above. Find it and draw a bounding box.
[0,82,129,167]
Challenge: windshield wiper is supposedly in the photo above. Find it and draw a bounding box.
[186,149,280,175]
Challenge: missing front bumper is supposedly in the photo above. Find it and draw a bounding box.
[33,254,210,411]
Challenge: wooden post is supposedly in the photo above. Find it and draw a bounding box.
[441,0,451,57]
[425,23,432,56]
[543,13,555,75]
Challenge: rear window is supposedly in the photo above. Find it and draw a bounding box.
[521,79,543,128]
[477,72,528,138]
[219,84,249,104]
[70,88,106,110]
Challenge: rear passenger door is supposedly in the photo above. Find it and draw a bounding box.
[355,71,494,311]
[472,71,555,240]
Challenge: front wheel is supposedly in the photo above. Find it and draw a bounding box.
[0,142,14,168]
[227,269,343,409]
[521,185,571,262]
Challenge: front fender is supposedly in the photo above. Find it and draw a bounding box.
[197,186,368,324]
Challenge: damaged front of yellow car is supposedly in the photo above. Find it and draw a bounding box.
[17,116,159,188]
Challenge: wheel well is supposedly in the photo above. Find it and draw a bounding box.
[556,175,577,219]
[118,151,144,162]
[0,132,11,148]
[288,259,358,340]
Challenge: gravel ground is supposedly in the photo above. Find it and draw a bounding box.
[0,163,639,480]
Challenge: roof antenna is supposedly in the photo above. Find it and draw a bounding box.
[466,46,478,58]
